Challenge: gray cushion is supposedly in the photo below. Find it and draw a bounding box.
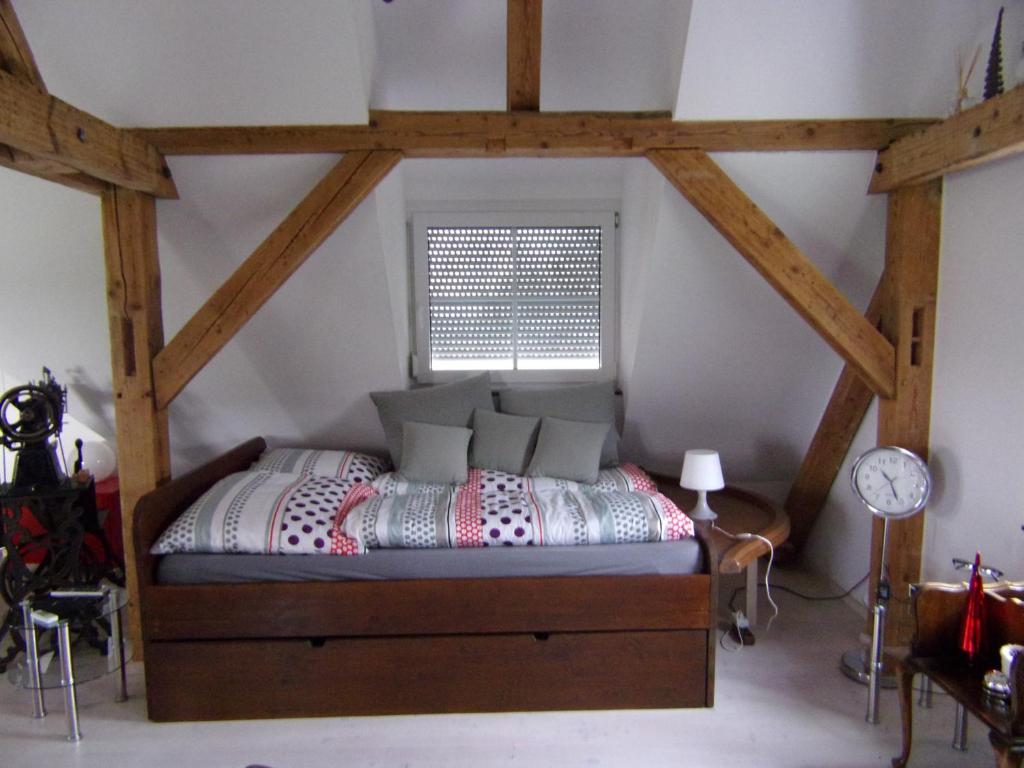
[498,381,619,466]
[398,421,472,485]
[526,417,608,484]
[370,372,494,466]
[469,408,540,475]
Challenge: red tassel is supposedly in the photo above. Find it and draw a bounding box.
[959,552,985,663]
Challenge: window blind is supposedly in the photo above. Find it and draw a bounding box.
[426,225,602,372]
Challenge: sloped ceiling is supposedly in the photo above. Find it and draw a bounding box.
[2,0,1014,480]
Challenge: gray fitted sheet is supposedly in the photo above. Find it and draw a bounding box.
[156,540,704,584]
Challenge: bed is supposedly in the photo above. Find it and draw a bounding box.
[133,380,717,722]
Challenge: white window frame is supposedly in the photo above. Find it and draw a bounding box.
[411,210,617,385]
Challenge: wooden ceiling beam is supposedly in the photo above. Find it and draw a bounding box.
[507,0,543,111]
[0,0,107,195]
[0,0,43,83]
[784,270,888,553]
[0,145,108,194]
[153,150,401,409]
[869,84,1024,193]
[649,148,896,399]
[136,113,938,157]
[0,69,177,198]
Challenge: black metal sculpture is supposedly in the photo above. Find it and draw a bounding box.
[0,369,123,671]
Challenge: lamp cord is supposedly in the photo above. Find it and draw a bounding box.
[713,524,780,630]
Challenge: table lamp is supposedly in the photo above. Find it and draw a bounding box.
[679,449,724,521]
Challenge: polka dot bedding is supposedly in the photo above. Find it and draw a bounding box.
[250,448,390,483]
[336,466,693,554]
[150,471,369,555]
[150,462,692,557]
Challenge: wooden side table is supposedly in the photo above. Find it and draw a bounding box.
[652,475,791,626]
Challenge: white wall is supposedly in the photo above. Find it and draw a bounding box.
[925,154,1024,582]
[805,1,1024,599]
[620,152,886,481]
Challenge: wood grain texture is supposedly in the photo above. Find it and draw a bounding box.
[136,113,938,156]
[870,84,1024,192]
[784,271,889,552]
[0,69,177,197]
[0,0,108,194]
[0,0,42,83]
[132,439,716,720]
[101,187,172,652]
[872,179,943,648]
[648,148,896,398]
[152,150,400,409]
[145,630,708,721]
[0,141,108,194]
[507,0,542,110]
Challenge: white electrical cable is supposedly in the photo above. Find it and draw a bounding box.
[713,524,780,631]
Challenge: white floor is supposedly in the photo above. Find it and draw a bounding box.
[0,567,997,768]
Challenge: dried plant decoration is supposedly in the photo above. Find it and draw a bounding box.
[955,45,981,113]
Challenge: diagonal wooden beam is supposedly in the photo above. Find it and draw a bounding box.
[784,271,889,552]
[153,150,401,409]
[0,0,42,82]
[869,84,1024,193]
[507,0,542,111]
[0,0,107,194]
[136,113,938,157]
[0,69,177,197]
[648,148,896,399]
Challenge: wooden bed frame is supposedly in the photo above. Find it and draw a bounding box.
[133,437,718,721]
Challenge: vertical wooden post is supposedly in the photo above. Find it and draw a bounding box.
[101,186,171,651]
[871,179,942,646]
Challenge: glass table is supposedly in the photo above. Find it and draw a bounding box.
[8,585,129,741]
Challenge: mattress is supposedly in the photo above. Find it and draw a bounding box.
[156,539,704,584]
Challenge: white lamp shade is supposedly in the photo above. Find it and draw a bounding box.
[679,449,724,491]
[81,440,117,482]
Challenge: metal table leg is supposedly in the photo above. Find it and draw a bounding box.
[918,675,933,708]
[745,560,759,627]
[109,588,127,702]
[56,619,81,742]
[952,701,968,751]
[20,600,46,719]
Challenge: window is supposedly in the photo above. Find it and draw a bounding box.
[412,211,616,384]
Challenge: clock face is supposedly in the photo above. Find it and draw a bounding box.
[851,446,931,518]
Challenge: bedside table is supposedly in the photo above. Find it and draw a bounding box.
[651,475,791,626]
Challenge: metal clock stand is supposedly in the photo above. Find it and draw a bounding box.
[841,445,932,725]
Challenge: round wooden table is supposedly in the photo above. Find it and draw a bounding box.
[651,475,791,626]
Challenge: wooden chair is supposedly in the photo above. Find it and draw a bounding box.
[893,581,1024,768]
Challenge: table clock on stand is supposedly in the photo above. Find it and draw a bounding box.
[840,445,931,724]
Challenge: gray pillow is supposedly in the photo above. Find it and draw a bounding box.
[370,372,494,466]
[498,381,619,466]
[469,409,540,475]
[526,417,608,484]
[399,421,472,485]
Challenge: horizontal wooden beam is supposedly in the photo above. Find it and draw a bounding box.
[649,148,896,399]
[507,0,543,111]
[153,150,401,409]
[136,112,938,157]
[784,271,888,552]
[0,69,178,198]
[869,84,1024,192]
